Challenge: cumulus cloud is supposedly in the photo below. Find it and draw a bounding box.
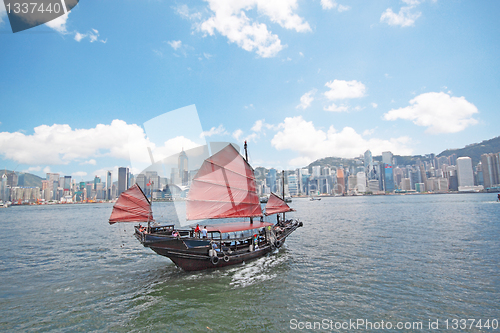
[73,28,106,43]
[324,103,349,112]
[297,89,317,110]
[380,1,422,27]
[196,0,310,58]
[168,40,182,50]
[200,124,228,138]
[320,0,350,12]
[271,116,412,166]
[0,120,199,166]
[324,80,366,100]
[45,13,70,33]
[0,2,6,25]
[251,120,264,132]
[383,92,479,134]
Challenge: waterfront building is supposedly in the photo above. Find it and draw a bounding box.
[312,165,321,178]
[481,153,500,188]
[266,168,277,193]
[335,168,345,195]
[382,151,393,166]
[456,157,474,190]
[106,171,112,200]
[1,173,8,202]
[136,174,147,191]
[288,173,299,196]
[7,172,18,188]
[393,167,404,189]
[383,164,395,192]
[367,179,380,193]
[401,178,412,191]
[356,172,366,193]
[178,149,189,185]
[415,182,425,193]
[117,167,129,196]
[364,150,374,179]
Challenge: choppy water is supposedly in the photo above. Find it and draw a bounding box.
[1,193,499,332]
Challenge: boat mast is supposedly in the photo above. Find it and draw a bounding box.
[244,141,254,224]
[282,169,285,223]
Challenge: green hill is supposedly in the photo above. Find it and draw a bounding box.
[1,170,44,187]
[437,136,500,165]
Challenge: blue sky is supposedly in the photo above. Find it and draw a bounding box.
[0,0,499,181]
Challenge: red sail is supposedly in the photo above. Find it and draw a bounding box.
[186,144,263,220]
[109,184,153,224]
[264,192,295,216]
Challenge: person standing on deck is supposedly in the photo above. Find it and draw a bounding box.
[201,226,208,238]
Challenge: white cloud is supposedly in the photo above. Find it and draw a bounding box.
[324,80,366,100]
[200,124,227,138]
[73,29,106,43]
[271,116,412,166]
[72,171,88,178]
[196,0,310,58]
[324,103,349,112]
[232,129,243,141]
[168,40,182,50]
[0,120,199,166]
[321,0,336,10]
[380,4,421,27]
[371,102,378,108]
[82,159,97,165]
[320,0,350,12]
[251,120,264,132]
[296,89,317,109]
[337,5,350,12]
[45,13,70,33]
[383,92,479,134]
[74,32,86,42]
[0,2,6,25]
[23,166,41,173]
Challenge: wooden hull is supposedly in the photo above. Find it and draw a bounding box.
[144,220,303,271]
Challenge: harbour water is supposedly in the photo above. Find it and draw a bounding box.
[1,193,499,332]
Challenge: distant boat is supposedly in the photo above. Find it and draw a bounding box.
[109,143,303,271]
[310,196,321,201]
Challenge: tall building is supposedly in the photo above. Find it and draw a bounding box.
[311,165,321,178]
[364,150,374,179]
[288,173,299,196]
[335,168,345,195]
[383,164,395,192]
[481,153,500,188]
[1,173,8,202]
[456,157,474,190]
[266,169,277,193]
[106,171,112,200]
[382,151,393,166]
[117,167,129,196]
[178,149,189,185]
[7,172,18,187]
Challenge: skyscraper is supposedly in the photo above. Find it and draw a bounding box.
[456,157,474,190]
[106,171,112,200]
[382,151,393,166]
[178,149,189,185]
[364,150,373,179]
[481,153,500,188]
[118,167,129,196]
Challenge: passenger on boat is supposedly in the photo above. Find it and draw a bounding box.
[194,224,200,238]
[201,226,208,238]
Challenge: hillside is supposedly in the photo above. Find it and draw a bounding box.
[437,136,500,165]
[1,170,44,188]
[304,135,500,170]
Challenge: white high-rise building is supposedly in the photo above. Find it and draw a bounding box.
[456,157,474,190]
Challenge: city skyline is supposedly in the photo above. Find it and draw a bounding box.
[1,1,500,180]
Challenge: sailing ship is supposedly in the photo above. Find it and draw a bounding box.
[109,143,303,271]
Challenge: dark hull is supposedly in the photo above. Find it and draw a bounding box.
[143,220,302,271]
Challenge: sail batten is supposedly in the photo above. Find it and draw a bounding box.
[264,192,295,216]
[186,144,262,221]
[109,184,153,224]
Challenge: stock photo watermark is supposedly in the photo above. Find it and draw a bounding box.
[3,0,79,33]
